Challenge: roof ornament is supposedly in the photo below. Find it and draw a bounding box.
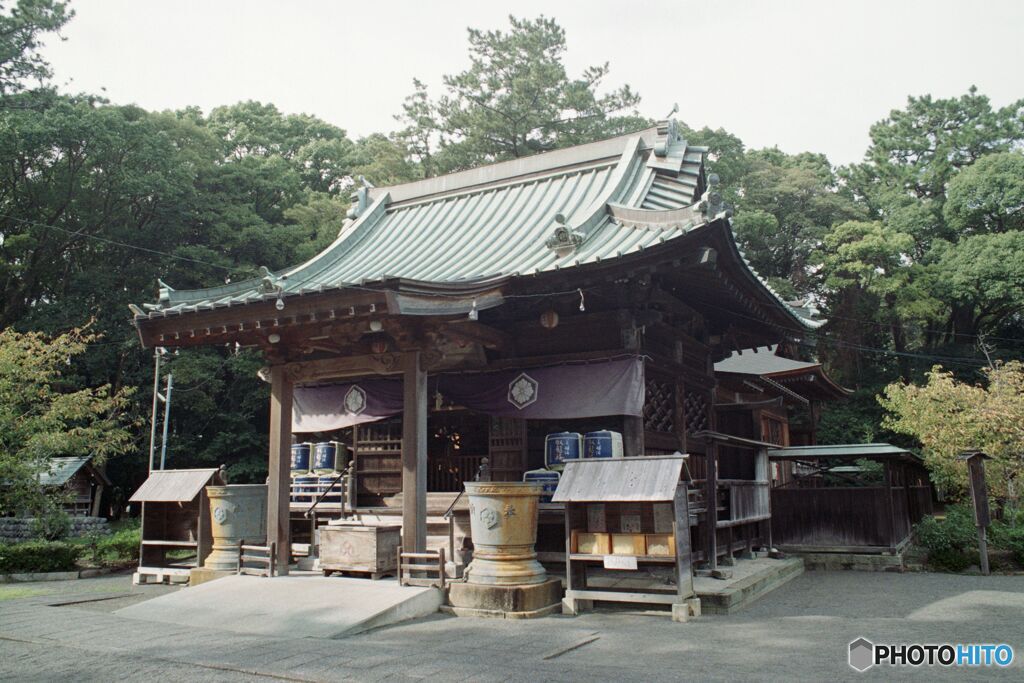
[259,266,280,293]
[653,116,683,157]
[544,213,585,257]
[699,173,731,221]
[346,176,375,219]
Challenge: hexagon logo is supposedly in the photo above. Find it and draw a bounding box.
[849,637,874,672]
[507,372,538,410]
[344,385,367,415]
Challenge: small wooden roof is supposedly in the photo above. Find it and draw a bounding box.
[129,468,221,503]
[552,456,685,503]
[767,443,923,465]
[39,456,111,487]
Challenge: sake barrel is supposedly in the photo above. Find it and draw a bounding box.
[584,430,624,459]
[290,443,312,475]
[544,432,582,470]
[523,468,560,504]
[312,441,338,473]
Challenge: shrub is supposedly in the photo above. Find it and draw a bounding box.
[97,526,140,565]
[30,507,71,541]
[914,504,980,572]
[991,510,1024,566]
[0,541,82,574]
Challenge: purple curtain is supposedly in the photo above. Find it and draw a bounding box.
[292,357,644,433]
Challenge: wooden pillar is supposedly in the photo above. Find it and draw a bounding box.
[402,351,428,553]
[883,460,897,555]
[267,365,293,576]
[704,438,718,570]
[623,415,644,457]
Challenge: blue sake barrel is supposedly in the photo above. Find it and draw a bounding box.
[290,443,312,474]
[523,468,560,504]
[544,432,582,470]
[584,430,624,459]
[312,441,338,473]
[292,475,318,504]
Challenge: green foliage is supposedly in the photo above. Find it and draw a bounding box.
[0,328,135,517]
[914,505,979,572]
[881,362,1024,502]
[397,15,647,175]
[0,540,82,573]
[944,152,1024,234]
[991,518,1024,565]
[83,523,140,566]
[30,506,70,541]
[0,0,72,96]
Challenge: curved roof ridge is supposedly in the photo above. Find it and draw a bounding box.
[371,126,660,205]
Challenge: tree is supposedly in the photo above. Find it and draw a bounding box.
[0,0,72,96]
[880,362,1024,508]
[0,327,134,518]
[398,15,647,175]
[944,152,1024,235]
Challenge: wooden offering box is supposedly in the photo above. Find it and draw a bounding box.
[320,522,400,579]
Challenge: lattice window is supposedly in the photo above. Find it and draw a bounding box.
[643,379,675,433]
[684,390,709,434]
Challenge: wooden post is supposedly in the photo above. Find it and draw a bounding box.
[267,365,293,576]
[673,484,694,598]
[623,415,645,457]
[883,460,897,555]
[704,439,718,570]
[402,351,427,553]
[961,452,992,576]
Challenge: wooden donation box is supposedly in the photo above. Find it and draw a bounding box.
[319,521,400,579]
[553,456,699,621]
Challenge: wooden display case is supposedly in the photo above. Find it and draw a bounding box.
[553,456,697,619]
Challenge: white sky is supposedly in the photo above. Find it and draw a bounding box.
[42,0,1024,166]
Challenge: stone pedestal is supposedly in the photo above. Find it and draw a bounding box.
[444,578,563,619]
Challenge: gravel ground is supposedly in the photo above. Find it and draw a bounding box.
[0,569,1021,681]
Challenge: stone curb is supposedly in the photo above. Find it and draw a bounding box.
[0,567,119,583]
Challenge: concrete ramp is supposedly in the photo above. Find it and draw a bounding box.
[115,574,442,638]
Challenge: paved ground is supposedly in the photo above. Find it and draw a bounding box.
[116,574,442,638]
[0,569,1021,681]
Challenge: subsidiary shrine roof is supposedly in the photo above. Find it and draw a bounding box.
[132,120,823,348]
[715,345,851,401]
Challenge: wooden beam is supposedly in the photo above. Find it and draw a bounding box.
[402,351,428,553]
[280,352,406,383]
[267,365,293,575]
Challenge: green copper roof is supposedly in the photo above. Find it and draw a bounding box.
[135,120,821,331]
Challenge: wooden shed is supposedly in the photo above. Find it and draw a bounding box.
[129,468,223,584]
[768,444,933,555]
[39,456,111,517]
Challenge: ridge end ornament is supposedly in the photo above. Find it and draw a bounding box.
[544,213,584,257]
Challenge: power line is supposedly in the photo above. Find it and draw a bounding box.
[0,213,250,274]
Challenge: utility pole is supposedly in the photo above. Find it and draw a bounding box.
[147,349,164,474]
[159,373,174,470]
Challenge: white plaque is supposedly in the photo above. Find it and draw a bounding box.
[603,555,638,570]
